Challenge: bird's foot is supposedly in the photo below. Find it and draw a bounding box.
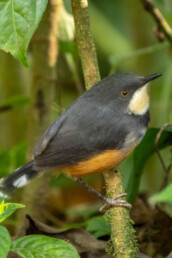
[75,178,131,211]
[99,193,132,212]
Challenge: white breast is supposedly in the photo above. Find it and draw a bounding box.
[123,128,147,149]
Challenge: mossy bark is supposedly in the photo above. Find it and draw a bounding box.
[71,0,100,89]
[71,0,138,256]
[105,169,138,257]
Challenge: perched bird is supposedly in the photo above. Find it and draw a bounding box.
[0,73,161,207]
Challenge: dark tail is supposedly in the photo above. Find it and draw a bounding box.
[0,161,38,198]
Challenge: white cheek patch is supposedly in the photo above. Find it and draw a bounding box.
[13,175,28,188]
[128,84,150,115]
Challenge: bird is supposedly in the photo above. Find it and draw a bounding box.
[0,73,161,207]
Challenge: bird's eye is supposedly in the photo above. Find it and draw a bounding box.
[120,90,129,97]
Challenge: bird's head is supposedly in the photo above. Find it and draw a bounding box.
[92,73,162,115]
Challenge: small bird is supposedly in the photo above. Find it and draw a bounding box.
[0,73,161,207]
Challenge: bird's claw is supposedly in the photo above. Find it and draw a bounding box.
[99,193,132,212]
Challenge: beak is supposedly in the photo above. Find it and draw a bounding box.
[141,73,162,85]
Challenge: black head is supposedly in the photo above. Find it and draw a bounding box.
[85,73,162,115]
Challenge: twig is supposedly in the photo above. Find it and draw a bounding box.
[155,123,172,188]
[140,0,172,43]
[71,0,138,256]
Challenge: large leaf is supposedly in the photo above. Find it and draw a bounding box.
[0,201,25,223]
[127,126,172,203]
[0,0,48,67]
[0,226,11,258]
[150,183,172,204]
[11,235,80,258]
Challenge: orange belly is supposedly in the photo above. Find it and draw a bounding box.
[64,148,133,177]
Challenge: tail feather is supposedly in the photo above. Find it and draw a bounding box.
[0,161,37,198]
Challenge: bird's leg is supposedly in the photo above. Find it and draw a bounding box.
[75,178,131,209]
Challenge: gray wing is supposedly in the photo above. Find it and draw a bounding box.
[33,114,67,157]
[33,97,86,157]
[33,97,127,171]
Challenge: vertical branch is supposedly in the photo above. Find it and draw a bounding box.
[71,0,138,256]
[71,0,100,89]
[16,0,62,229]
[105,169,138,257]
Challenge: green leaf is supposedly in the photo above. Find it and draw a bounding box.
[127,126,172,203]
[150,183,172,204]
[0,95,29,112]
[0,226,11,258]
[0,0,48,67]
[86,215,111,238]
[0,202,25,223]
[11,235,80,258]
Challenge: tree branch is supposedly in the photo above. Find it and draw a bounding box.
[71,0,138,256]
[105,169,138,257]
[71,0,100,89]
[141,0,172,43]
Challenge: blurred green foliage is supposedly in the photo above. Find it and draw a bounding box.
[150,182,172,204]
[85,215,111,238]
